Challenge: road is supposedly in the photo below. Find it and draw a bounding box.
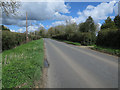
[44,38,118,88]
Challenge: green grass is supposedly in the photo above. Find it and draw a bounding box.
[0,54,1,89]
[91,45,120,57]
[2,39,44,88]
[52,38,81,46]
[63,41,81,46]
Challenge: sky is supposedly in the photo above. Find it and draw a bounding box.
[2,0,120,33]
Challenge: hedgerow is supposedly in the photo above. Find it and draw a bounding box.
[2,30,41,51]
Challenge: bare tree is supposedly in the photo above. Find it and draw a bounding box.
[0,0,21,15]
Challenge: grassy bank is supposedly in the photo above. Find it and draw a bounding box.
[53,38,120,57]
[63,41,81,46]
[91,45,120,57]
[2,39,44,88]
[52,38,81,46]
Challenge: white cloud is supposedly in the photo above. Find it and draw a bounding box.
[86,5,95,10]
[50,1,118,29]
[2,0,119,29]
[39,23,44,28]
[18,28,25,33]
[54,12,72,20]
[114,2,118,15]
[119,2,120,15]
[46,25,52,28]
[10,0,119,2]
[2,0,71,27]
[17,23,44,33]
[28,26,37,32]
[18,26,37,33]
[51,18,76,27]
[28,23,44,32]
[114,1,120,15]
[2,18,37,27]
[52,21,66,26]
[97,23,102,30]
[20,1,71,20]
[77,11,82,15]
[10,29,16,32]
[74,0,117,24]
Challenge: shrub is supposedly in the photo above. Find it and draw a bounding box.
[96,29,120,49]
[2,31,41,51]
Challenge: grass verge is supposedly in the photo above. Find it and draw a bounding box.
[2,39,44,88]
[52,38,81,46]
[91,45,120,57]
[63,41,81,46]
[52,38,120,57]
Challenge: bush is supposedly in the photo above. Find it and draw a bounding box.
[2,31,41,51]
[50,16,96,46]
[52,32,96,46]
[96,29,120,49]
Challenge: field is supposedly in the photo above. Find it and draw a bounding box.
[2,39,44,88]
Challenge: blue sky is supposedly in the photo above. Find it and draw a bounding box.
[3,1,118,33]
[66,2,101,16]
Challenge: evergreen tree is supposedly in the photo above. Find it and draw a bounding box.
[85,16,96,33]
[114,15,120,30]
[101,17,116,30]
[0,25,10,31]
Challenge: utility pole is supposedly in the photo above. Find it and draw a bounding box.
[26,11,28,42]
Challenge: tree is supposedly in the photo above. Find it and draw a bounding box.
[39,28,46,38]
[0,0,20,15]
[78,16,96,45]
[0,25,10,31]
[65,24,75,40]
[48,16,97,45]
[78,23,87,32]
[114,15,120,30]
[96,16,120,49]
[79,16,96,33]
[47,27,55,37]
[85,16,96,33]
[101,17,116,30]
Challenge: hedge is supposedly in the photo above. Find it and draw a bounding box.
[2,31,41,51]
[96,29,120,49]
[52,32,96,46]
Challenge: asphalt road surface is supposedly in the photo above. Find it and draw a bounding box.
[44,38,118,88]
